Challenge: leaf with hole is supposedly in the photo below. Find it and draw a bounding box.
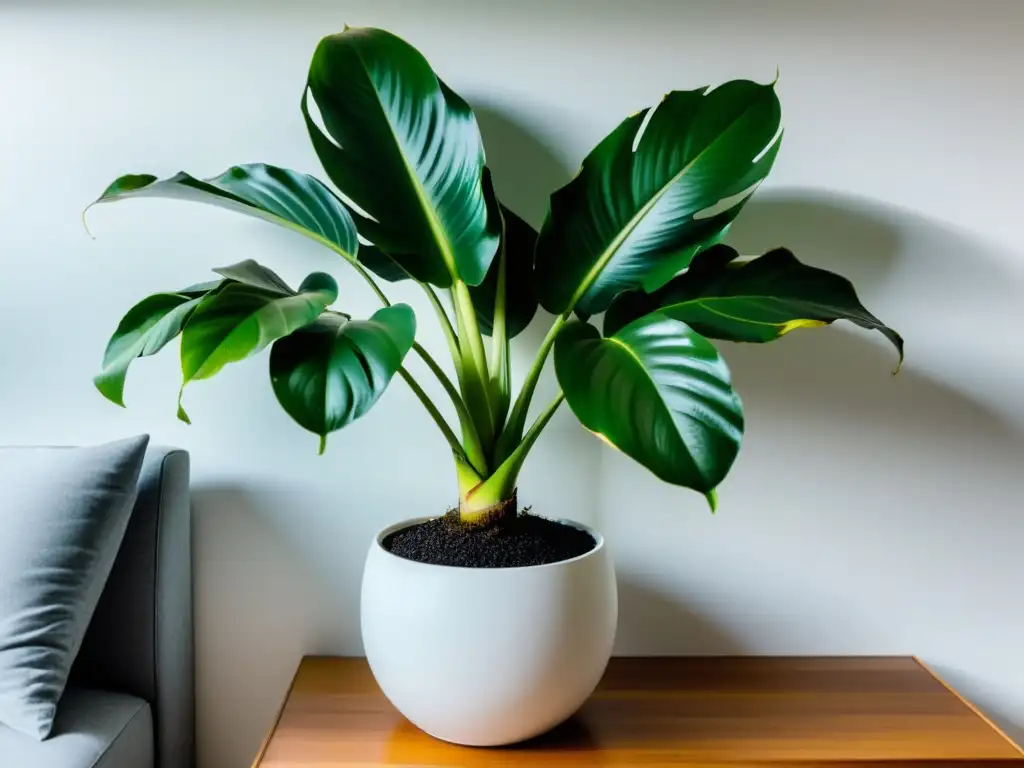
[535,81,782,315]
[555,314,744,499]
[270,304,417,452]
[303,27,500,287]
[604,244,904,368]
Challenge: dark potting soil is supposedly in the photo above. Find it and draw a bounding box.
[383,512,597,568]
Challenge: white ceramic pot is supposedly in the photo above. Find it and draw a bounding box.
[360,516,617,746]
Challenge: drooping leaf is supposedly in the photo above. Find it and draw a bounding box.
[470,203,539,338]
[179,272,338,419]
[89,164,361,263]
[213,259,294,294]
[270,304,416,452]
[303,26,500,287]
[535,81,782,316]
[604,245,904,367]
[95,280,223,406]
[555,314,744,496]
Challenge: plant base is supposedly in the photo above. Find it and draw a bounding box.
[383,511,596,568]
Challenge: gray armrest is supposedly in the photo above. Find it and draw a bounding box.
[71,446,194,768]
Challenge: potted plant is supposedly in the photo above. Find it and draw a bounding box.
[87,27,902,746]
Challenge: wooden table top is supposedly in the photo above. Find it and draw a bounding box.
[253,656,1023,767]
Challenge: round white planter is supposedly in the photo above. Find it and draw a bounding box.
[360,516,617,746]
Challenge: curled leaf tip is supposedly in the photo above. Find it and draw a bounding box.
[771,66,780,86]
[81,205,96,240]
[176,389,191,425]
[705,488,719,513]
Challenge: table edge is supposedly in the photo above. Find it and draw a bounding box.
[252,654,1024,765]
[912,655,1024,757]
[249,656,303,768]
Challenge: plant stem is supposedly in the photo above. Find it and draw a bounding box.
[420,282,461,374]
[452,280,496,447]
[411,342,488,475]
[494,313,568,464]
[461,392,565,518]
[489,208,510,425]
[348,259,392,307]
[397,368,471,467]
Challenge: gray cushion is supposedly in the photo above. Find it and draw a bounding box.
[0,436,150,739]
[0,689,153,768]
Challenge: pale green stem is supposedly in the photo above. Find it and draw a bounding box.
[488,208,510,423]
[352,262,392,306]
[397,368,470,467]
[350,266,478,467]
[462,393,565,516]
[452,280,497,445]
[494,313,568,464]
[419,282,461,373]
[411,342,488,475]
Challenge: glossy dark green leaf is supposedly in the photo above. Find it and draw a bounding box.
[270,305,416,452]
[357,243,410,283]
[95,280,223,406]
[178,272,338,420]
[303,27,500,287]
[89,163,360,263]
[535,81,782,316]
[555,314,744,495]
[604,245,904,367]
[470,203,539,338]
[213,259,294,294]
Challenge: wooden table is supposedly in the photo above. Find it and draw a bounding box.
[253,656,1023,766]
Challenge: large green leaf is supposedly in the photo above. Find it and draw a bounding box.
[535,81,782,316]
[94,281,223,406]
[303,27,500,287]
[178,272,338,419]
[89,163,360,263]
[470,203,539,338]
[604,245,904,367]
[555,314,744,499]
[270,305,416,452]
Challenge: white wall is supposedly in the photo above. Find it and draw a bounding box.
[2,1,1023,765]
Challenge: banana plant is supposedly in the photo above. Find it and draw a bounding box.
[88,27,902,524]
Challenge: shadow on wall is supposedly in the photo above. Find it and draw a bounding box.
[615,574,748,655]
[472,100,574,224]
[191,485,338,768]
[467,103,1024,742]
[723,191,1024,743]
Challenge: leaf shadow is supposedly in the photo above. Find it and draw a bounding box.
[720,192,1024,741]
[472,99,575,226]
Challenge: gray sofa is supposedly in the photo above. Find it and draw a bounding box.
[0,446,194,768]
